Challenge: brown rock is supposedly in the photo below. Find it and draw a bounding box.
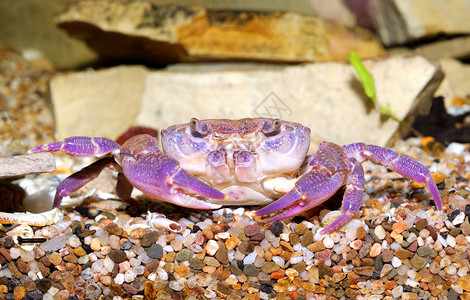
[244,224,260,237]
[37,261,50,277]
[56,2,384,65]
[48,252,63,266]
[15,259,30,274]
[73,246,87,257]
[300,231,314,247]
[307,241,326,253]
[215,241,229,265]
[381,250,394,262]
[394,248,414,259]
[354,266,375,277]
[0,248,12,261]
[8,262,23,279]
[129,227,147,239]
[294,223,308,235]
[13,286,27,300]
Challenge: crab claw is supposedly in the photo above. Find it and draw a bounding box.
[255,168,346,222]
[120,144,225,209]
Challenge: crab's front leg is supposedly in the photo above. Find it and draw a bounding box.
[119,135,226,209]
[255,142,348,222]
[321,158,364,233]
[343,143,442,209]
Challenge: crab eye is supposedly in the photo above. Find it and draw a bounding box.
[262,119,282,137]
[190,118,209,138]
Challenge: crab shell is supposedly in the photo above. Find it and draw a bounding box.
[160,118,311,205]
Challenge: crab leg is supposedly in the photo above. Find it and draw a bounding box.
[321,159,365,233]
[255,168,347,221]
[256,142,348,221]
[343,143,442,209]
[53,157,117,207]
[29,137,121,157]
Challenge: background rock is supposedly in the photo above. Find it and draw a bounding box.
[138,55,442,148]
[369,0,470,45]
[389,36,470,61]
[50,66,148,139]
[50,55,443,148]
[0,0,98,70]
[55,1,384,65]
[435,59,470,105]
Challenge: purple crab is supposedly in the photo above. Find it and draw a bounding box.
[28,118,442,233]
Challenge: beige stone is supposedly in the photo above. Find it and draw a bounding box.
[0,153,55,179]
[49,56,442,147]
[435,58,470,105]
[55,0,384,64]
[50,66,148,139]
[137,55,442,147]
[389,36,470,61]
[370,0,470,45]
[395,0,470,38]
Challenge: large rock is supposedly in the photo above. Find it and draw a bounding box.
[436,58,470,105]
[50,55,443,147]
[369,0,470,45]
[55,0,384,64]
[137,55,442,147]
[389,36,470,61]
[50,66,148,139]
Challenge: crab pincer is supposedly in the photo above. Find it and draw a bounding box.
[118,134,226,209]
[255,142,349,224]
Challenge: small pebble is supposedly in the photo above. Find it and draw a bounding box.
[270,221,284,237]
[244,224,260,237]
[108,250,127,263]
[146,244,163,259]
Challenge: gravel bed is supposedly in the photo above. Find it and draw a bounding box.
[0,138,469,300]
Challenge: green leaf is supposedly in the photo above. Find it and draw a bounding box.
[349,51,376,100]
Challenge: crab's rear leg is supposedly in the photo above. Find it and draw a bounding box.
[29,137,121,157]
[53,157,117,208]
[343,143,442,209]
[29,137,122,207]
[321,158,365,234]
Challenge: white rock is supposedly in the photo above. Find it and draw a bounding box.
[272,256,286,268]
[103,256,115,273]
[243,251,257,265]
[124,269,137,282]
[322,237,334,249]
[445,143,466,156]
[452,212,466,226]
[114,273,125,285]
[205,240,219,256]
[446,235,457,248]
[391,285,403,298]
[290,255,303,265]
[391,256,402,268]
[374,225,386,240]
